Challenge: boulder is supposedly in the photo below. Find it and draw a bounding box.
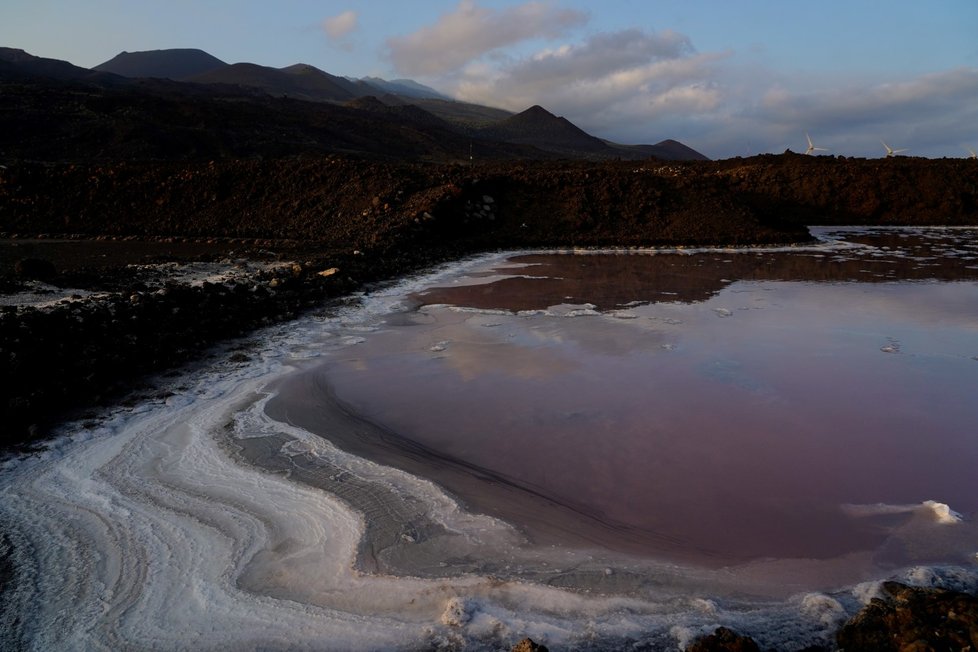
[511,638,548,652]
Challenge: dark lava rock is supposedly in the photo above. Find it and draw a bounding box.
[686,627,760,652]
[836,581,978,651]
[13,257,56,281]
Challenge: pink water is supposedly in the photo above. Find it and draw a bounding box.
[275,228,978,568]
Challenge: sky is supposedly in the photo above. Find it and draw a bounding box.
[2,0,977,159]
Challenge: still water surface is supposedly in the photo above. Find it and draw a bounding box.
[272,227,978,568]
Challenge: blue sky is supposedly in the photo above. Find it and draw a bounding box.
[2,1,977,159]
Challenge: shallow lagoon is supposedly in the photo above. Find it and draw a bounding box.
[3,227,977,650]
[270,227,978,576]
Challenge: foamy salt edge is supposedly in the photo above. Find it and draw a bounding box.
[2,239,977,651]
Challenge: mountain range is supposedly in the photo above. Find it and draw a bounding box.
[93,49,453,103]
[0,46,707,162]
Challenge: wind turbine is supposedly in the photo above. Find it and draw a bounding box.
[881,141,908,157]
[805,133,827,155]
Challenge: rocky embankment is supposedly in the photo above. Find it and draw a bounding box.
[3,154,975,250]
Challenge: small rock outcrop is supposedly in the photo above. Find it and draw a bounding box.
[511,637,549,652]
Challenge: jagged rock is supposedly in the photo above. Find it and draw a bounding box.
[511,637,549,652]
[686,627,760,652]
[836,581,978,651]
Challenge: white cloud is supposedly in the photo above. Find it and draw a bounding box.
[386,0,587,76]
[503,29,693,86]
[446,28,726,141]
[323,10,358,41]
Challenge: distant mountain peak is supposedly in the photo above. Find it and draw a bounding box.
[482,104,614,157]
[280,63,327,77]
[501,105,586,134]
[522,104,553,116]
[94,48,228,81]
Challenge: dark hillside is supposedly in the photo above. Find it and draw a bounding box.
[0,77,536,162]
[362,76,449,100]
[0,47,122,83]
[279,63,372,99]
[93,48,228,80]
[381,96,514,130]
[0,48,708,163]
[184,62,357,102]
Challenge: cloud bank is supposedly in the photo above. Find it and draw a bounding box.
[718,66,978,158]
[453,29,725,132]
[384,1,978,159]
[386,0,586,76]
